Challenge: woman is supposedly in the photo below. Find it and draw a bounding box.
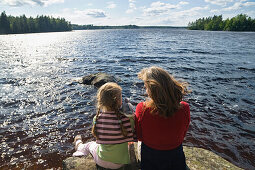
[135,66,190,170]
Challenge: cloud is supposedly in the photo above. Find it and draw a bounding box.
[76,9,106,18]
[205,0,233,6]
[178,6,209,17]
[164,6,209,25]
[222,1,255,11]
[43,0,64,7]
[134,5,209,26]
[223,2,242,10]
[83,9,107,18]
[1,0,43,6]
[50,8,112,25]
[1,0,64,7]
[210,9,220,13]
[106,1,116,9]
[179,1,189,5]
[143,1,189,16]
[126,0,137,13]
[65,8,107,18]
[143,2,178,16]
[243,1,255,6]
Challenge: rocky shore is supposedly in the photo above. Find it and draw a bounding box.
[63,143,242,170]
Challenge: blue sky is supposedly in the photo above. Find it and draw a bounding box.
[1,0,255,26]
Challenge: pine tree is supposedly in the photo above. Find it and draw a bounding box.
[0,11,11,34]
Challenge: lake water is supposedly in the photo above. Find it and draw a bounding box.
[0,29,254,169]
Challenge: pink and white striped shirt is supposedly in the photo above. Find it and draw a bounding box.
[94,111,135,144]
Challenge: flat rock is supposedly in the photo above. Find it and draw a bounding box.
[183,146,242,170]
[63,144,243,170]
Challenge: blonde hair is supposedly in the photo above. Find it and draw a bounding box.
[138,66,189,117]
[91,82,127,139]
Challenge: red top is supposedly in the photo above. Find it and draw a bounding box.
[135,101,190,150]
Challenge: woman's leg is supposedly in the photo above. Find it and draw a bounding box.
[141,143,187,170]
[141,142,158,170]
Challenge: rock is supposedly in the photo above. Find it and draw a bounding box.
[63,155,97,170]
[81,73,118,88]
[183,146,242,170]
[135,143,242,170]
[63,143,242,170]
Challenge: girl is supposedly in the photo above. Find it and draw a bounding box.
[73,82,135,169]
[135,66,190,170]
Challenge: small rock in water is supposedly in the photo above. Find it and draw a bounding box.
[81,73,118,88]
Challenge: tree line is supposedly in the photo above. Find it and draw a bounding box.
[72,24,139,30]
[72,24,186,30]
[0,11,72,34]
[188,14,255,31]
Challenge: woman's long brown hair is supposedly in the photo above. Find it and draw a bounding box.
[138,66,189,117]
[91,82,127,139]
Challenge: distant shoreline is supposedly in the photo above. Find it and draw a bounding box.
[72,24,187,30]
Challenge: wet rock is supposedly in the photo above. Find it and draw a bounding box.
[81,73,118,88]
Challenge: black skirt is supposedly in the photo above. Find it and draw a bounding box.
[141,142,187,170]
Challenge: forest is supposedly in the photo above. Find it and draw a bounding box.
[0,11,72,34]
[188,14,255,31]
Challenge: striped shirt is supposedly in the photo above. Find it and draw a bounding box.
[94,111,135,144]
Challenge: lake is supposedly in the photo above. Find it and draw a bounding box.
[0,29,254,169]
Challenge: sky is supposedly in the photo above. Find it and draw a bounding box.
[0,0,255,26]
